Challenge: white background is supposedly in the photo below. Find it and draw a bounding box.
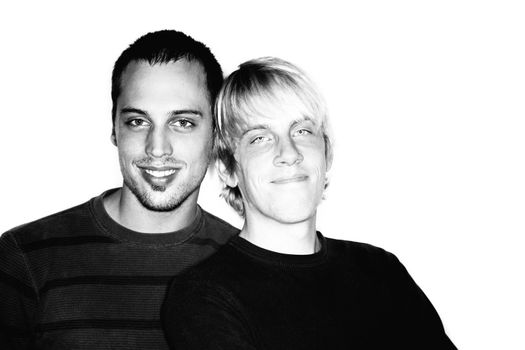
[1,1,524,348]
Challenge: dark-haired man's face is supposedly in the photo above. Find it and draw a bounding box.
[113,59,213,211]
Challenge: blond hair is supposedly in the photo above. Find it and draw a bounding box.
[215,57,333,216]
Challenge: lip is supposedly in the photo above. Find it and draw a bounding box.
[137,165,181,183]
[143,169,177,178]
[271,174,309,184]
[138,165,182,171]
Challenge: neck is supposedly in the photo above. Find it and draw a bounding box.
[103,186,199,233]
[240,211,319,255]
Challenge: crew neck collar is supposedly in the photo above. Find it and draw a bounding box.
[230,231,328,267]
[90,188,204,246]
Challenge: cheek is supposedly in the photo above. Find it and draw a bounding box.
[236,159,260,193]
[182,137,213,163]
[117,135,143,159]
[237,150,269,179]
[116,125,144,144]
[304,150,328,182]
[186,125,214,151]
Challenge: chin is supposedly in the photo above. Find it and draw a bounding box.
[266,206,317,225]
[137,191,184,212]
[266,194,320,221]
[125,178,189,212]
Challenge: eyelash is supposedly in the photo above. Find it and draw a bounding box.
[250,136,268,144]
[124,118,195,130]
[172,119,195,129]
[295,128,312,136]
[126,119,149,128]
[249,128,313,144]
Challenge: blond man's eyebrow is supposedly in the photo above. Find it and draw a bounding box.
[291,116,317,127]
[240,116,318,136]
[241,124,270,137]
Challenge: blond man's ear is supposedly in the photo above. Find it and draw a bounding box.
[324,135,334,172]
[216,160,238,188]
[111,130,117,146]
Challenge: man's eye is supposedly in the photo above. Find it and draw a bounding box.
[294,128,312,136]
[172,119,195,129]
[126,119,149,128]
[250,136,269,144]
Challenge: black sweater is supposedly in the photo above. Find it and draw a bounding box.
[0,189,238,349]
[163,233,456,350]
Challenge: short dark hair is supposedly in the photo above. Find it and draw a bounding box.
[111,30,223,129]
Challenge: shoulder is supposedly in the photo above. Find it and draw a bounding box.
[323,239,454,347]
[201,209,239,233]
[199,209,240,243]
[0,198,96,292]
[167,240,246,302]
[324,237,404,275]
[1,197,98,247]
[164,242,241,320]
[179,240,241,281]
[325,237,398,261]
[162,244,256,348]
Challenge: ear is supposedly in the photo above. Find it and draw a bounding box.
[111,130,117,146]
[216,160,238,188]
[325,139,333,172]
[325,153,333,172]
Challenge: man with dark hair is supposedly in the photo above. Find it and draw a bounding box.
[0,30,237,349]
[111,30,224,135]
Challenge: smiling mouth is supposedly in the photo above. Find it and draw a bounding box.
[144,169,177,178]
[272,175,308,184]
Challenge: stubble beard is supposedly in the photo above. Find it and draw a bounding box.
[123,172,205,212]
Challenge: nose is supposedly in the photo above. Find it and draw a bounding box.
[145,126,173,158]
[273,136,304,166]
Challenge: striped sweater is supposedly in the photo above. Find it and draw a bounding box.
[0,189,239,349]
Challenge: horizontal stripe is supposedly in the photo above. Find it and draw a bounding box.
[188,236,222,250]
[0,322,31,336]
[0,271,37,298]
[37,319,161,332]
[20,236,116,253]
[40,275,172,295]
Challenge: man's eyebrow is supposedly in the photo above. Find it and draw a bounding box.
[292,116,316,126]
[168,110,203,118]
[241,124,270,137]
[119,108,204,118]
[120,107,147,116]
[240,117,318,137]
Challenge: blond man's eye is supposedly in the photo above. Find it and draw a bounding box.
[250,136,268,144]
[294,128,312,136]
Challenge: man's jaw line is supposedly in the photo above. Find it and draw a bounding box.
[113,185,201,233]
[121,180,200,215]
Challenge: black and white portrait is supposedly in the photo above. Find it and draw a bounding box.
[0,1,523,349]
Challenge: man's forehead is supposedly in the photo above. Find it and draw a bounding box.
[117,59,211,106]
[120,58,208,94]
[225,85,324,135]
[118,60,206,100]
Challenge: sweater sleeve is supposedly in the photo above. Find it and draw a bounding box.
[0,232,38,349]
[162,279,258,350]
[385,253,457,350]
